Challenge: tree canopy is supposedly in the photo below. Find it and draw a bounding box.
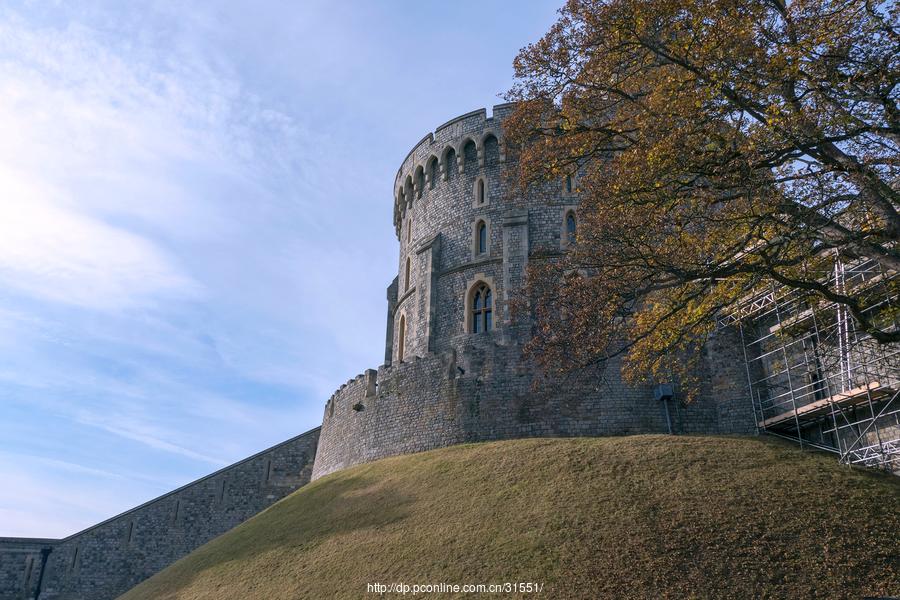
[505,0,899,393]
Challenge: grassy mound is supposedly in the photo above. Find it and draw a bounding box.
[120,436,900,599]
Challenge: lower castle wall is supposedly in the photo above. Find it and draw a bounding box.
[0,428,319,600]
[0,540,53,600]
[312,327,756,480]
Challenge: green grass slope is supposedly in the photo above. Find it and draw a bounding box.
[120,436,900,599]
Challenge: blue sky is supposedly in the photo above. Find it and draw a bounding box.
[0,1,561,538]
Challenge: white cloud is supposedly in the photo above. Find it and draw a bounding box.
[0,175,197,310]
[0,3,393,538]
[0,14,216,310]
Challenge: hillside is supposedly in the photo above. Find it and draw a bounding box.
[120,436,900,599]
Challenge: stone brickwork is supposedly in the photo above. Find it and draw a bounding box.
[0,540,53,600]
[0,428,319,600]
[311,105,757,481]
[313,331,755,480]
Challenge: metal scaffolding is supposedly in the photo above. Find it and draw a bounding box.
[720,257,900,472]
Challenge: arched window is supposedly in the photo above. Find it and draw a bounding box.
[471,284,492,333]
[404,257,411,291]
[398,314,406,361]
[566,175,573,194]
[477,179,485,204]
[566,211,577,244]
[407,219,411,244]
[477,220,487,255]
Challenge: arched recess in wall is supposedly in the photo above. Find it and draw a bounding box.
[414,166,425,198]
[427,156,439,189]
[398,313,406,362]
[404,175,414,207]
[461,138,478,175]
[483,132,500,164]
[443,147,457,181]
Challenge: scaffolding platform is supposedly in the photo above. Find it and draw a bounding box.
[759,382,895,429]
[723,255,899,472]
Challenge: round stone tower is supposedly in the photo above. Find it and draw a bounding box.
[310,106,756,480]
[385,104,561,364]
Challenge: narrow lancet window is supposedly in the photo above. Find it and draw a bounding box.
[566,212,577,244]
[477,221,487,255]
[398,314,406,361]
[404,257,411,291]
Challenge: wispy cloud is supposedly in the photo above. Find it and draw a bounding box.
[73,412,228,466]
[0,7,315,489]
[0,184,198,310]
[0,0,561,538]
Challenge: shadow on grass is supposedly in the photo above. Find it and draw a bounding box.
[127,469,415,599]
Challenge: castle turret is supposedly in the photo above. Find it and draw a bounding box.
[310,106,755,480]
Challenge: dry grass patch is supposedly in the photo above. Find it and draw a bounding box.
[120,435,900,599]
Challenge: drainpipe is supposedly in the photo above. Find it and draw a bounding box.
[655,383,675,434]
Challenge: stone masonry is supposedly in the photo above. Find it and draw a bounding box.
[0,428,319,600]
[311,105,757,479]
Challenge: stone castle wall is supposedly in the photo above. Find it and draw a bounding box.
[0,540,53,600]
[312,105,757,481]
[0,428,319,600]
[312,328,756,480]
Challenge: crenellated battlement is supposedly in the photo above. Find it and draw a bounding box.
[392,104,514,238]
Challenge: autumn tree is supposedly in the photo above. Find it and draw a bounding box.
[505,0,899,393]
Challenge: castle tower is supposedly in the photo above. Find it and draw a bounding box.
[311,106,756,480]
[385,104,563,364]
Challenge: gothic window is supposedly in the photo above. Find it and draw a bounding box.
[565,211,577,244]
[471,284,493,333]
[398,314,406,361]
[477,220,487,255]
[404,257,411,291]
[566,174,573,194]
[477,179,485,205]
